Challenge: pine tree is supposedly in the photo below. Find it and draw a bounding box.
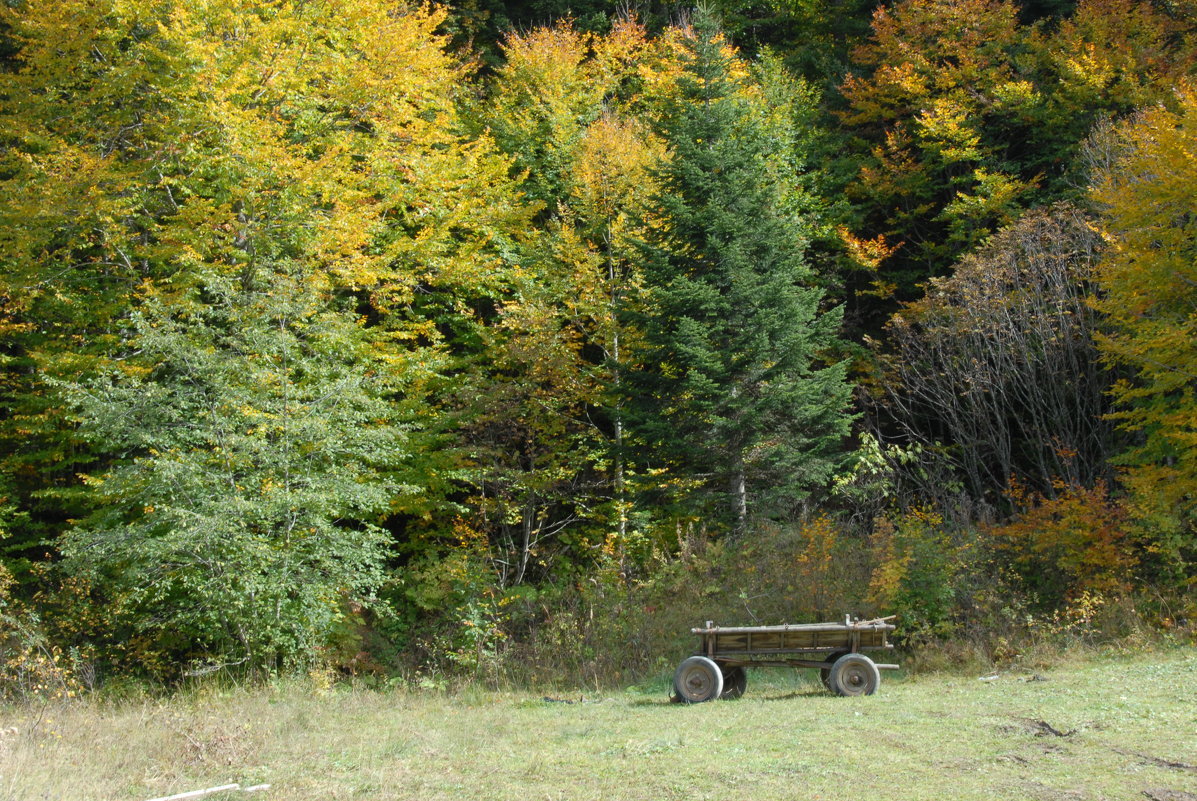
[624,12,853,532]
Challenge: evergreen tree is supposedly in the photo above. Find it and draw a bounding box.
[624,12,853,532]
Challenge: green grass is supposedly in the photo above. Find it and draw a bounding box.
[3,647,1196,801]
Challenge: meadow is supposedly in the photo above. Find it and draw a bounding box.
[3,646,1195,801]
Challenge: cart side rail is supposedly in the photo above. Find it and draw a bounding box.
[690,616,896,636]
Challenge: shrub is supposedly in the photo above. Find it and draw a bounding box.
[867,507,961,643]
[0,565,85,702]
[986,479,1135,607]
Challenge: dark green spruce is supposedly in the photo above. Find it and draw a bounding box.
[623,11,853,533]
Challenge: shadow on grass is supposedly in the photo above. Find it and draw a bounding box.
[626,686,828,707]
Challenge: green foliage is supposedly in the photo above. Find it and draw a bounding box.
[867,508,961,642]
[0,507,85,700]
[0,0,1193,685]
[624,11,853,530]
[391,524,509,680]
[486,22,626,215]
[0,0,526,677]
[841,0,1038,298]
[498,516,876,688]
[468,21,644,587]
[57,271,407,675]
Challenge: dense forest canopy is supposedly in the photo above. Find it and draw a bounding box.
[0,0,1193,690]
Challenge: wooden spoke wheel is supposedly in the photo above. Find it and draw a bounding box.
[673,656,724,703]
[720,665,747,700]
[828,653,881,697]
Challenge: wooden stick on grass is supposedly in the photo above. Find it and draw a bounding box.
[145,783,271,801]
[145,785,241,801]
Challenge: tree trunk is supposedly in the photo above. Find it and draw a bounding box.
[731,461,747,534]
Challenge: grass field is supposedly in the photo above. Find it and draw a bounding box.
[3,646,1195,801]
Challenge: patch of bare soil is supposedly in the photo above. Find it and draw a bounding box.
[1142,790,1197,801]
[999,718,1077,738]
[1117,749,1197,773]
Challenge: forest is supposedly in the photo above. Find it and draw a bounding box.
[0,0,1194,695]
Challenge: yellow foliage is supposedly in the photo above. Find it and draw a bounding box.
[1090,84,1197,545]
[1048,0,1187,109]
[987,480,1135,601]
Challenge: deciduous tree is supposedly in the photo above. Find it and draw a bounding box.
[881,204,1114,501]
[0,0,529,669]
[58,272,409,673]
[1091,89,1197,577]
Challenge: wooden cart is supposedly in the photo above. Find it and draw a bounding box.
[673,616,899,702]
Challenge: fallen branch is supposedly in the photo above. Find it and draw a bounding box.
[145,783,271,801]
[145,785,239,801]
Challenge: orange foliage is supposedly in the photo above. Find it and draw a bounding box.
[791,515,842,617]
[987,480,1135,603]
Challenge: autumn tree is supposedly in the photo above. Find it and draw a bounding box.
[881,204,1115,502]
[840,0,1190,325]
[468,20,664,581]
[840,0,1037,296]
[624,12,853,533]
[986,480,1135,606]
[1090,88,1197,578]
[487,24,605,216]
[0,0,529,670]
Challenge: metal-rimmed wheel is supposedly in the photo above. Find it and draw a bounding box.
[829,653,881,697]
[720,665,747,700]
[820,650,851,689]
[673,656,724,703]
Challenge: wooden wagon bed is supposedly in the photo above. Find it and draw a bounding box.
[674,616,899,703]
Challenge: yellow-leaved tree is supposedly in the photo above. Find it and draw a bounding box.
[464,19,667,586]
[1090,87,1197,584]
[0,0,530,674]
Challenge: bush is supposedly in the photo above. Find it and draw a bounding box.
[867,507,962,643]
[0,564,85,702]
[986,479,1135,607]
[488,517,877,689]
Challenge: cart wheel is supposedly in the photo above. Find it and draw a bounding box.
[720,665,747,700]
[820,650,851,689]
[673,656,725,703]
[829,653,881,697]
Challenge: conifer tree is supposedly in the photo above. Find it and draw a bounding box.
[624,12,853,532]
